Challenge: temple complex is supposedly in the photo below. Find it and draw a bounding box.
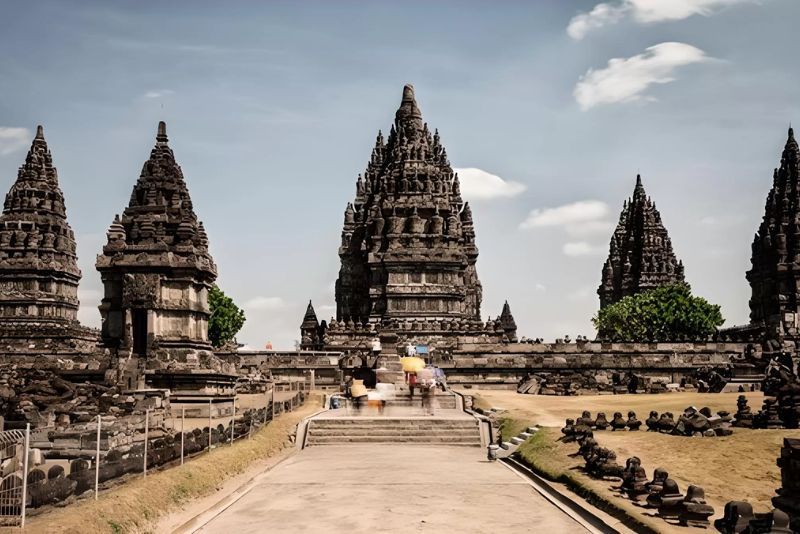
[747,128,800,341]
[95,122,218,366]
[598,174,685,308]
[0,126,96,353]
[303,85,516,353]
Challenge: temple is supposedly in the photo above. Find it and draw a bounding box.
[304,85,516,352]
[95,122,218,365]
[0,126,96,353]
[747,127,800,340]
[598,174,685,309]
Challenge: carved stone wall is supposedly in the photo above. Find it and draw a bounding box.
[0,126,97,352]
[95,122,217,361]
[598,175,685,308]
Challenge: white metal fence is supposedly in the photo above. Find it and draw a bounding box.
[0,386,310,528]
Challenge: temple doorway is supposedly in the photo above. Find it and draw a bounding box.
[132,309,148,356]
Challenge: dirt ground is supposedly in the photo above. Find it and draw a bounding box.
[21,397,321,534]
[466,390,797,532]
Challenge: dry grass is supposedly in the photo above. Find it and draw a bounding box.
[22,397,321,534]
[468,390,799,533]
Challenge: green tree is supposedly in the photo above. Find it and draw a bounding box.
[592,284,724,341]
[208,285,246,348]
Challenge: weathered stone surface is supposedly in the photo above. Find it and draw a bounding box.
[0,126,96,351]
[96,122,217,362]
[598,175,685,308]
[748,128,800,339]
[304,85,516,352]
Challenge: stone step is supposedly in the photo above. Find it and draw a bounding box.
[309,420,477,429]
[510,436,525,445]
[307,428,481,437]
[306,436,481,447]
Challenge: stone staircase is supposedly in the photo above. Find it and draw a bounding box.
[489,426,539,460]
[305,417,482,446]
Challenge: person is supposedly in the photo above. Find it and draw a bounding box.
[408,371,417,398]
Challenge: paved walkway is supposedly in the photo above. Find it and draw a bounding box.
[197,445,589,533]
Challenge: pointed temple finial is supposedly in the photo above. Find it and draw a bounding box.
[402,84,415,103]
[156,121,168,143]
[35,125,44,139]
[636,173,642,186]
[395,84,423,132]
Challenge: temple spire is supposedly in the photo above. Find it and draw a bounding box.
[598,173,685,308]
[301,300,319,328]
[747,125,800,331]
[35,124,44,139]
[156,120,168,144]
[395,84,423,134]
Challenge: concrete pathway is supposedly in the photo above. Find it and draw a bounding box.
[196,445,589,533]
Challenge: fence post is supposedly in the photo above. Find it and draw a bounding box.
[95,415,101,500]
[264,389,269,426]
[143,409,149,478]
[20,423,30,528]
[208,399,212,452]
[180,407,185,466]
[230,397,236,445]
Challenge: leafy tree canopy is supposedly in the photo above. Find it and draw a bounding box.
[208,285,246,349]
[592,283,724,342]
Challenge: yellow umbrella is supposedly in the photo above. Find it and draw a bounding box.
[400,356,425,373]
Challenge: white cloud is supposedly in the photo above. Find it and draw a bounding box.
[535,283,547,292]
[574,42,710,111]
[0,127,30,156]
[243,296,286,311]
[453,168,526,201]
[567,2,628,40]
[567,0,759,39]
[519,200,609,230]
[143,89,175,99]
[563,241,607,257]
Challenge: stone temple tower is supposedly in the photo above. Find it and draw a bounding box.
[747,128,800,338]
[313,85,516,351]
[0,126,95,351]
[96,122,217,361]
[337,85,481,323]
[598,174,685,308]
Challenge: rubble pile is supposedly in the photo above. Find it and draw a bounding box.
[561,406,734,438]
[518,370,675,396]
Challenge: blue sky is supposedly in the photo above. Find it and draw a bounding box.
[1,0,798,348]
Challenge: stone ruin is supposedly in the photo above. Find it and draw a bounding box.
[731,360,800,430]
[0,126,97,353]
[301,85,518,353]
[96,121,218,372]
[562,405,733,438]
[598,174,686,310]
[569,428,716,528]
[773,438,800,531]
[716,437,799,533]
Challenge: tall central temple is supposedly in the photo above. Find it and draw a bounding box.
[302,85,516,351]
